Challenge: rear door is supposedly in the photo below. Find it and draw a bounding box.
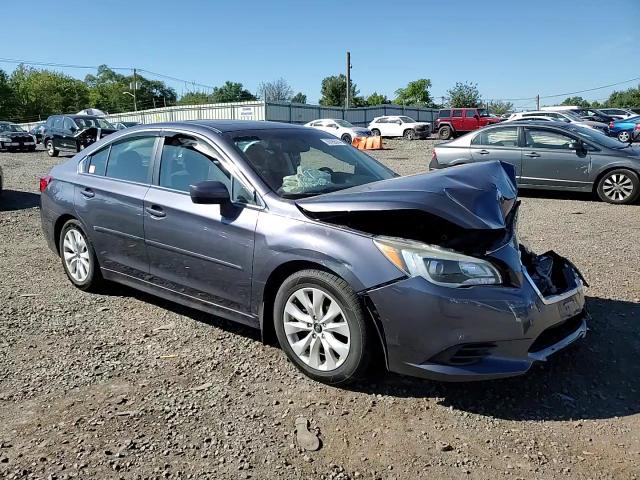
[462,109,479,131]
[469,126,522,178]
[143,132,259,321]
[520,127,592,188]
[51,116,64,149]
[61,117,77,150]
[74,133,159,278]
[451,109,463,131]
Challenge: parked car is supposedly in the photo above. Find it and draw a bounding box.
[599,108,636,120]
[572,108,615,124]
[40,120,588,384]
[304,119,371,144]
[608,116,640,143]
[368,115,430,140]
[0,122,36,152]
[29,124,46,144]
[42,115,117,157]
[507,110,609,134]
[114,121,141,130]
[434,108,501,140]
[431,120,640,204]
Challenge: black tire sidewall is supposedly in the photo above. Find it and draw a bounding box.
[46,140,58,157]
[404,129,415,140]
[59,219,99,290]
[597,169,640,204]
[371,129,380,136]
[617,131,630,142]
[439,126,451,139]
[341,134,352,144]
[273,270,369,384]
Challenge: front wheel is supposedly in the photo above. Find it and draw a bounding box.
[596,169,639,204]
[341,133,352,144]
[403,129,416,140]
[274,270,371,385]
[59,219,103,291]
[617,131,631,143]
[371,129,381,136]
[46,140,59,157]
[438,125,452,140]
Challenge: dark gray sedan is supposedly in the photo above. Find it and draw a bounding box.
[40,121,587,384]
[431,121,640,204]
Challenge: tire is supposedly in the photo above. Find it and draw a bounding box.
[58,219,103,291]
[28,147,36,152]
[341,133,352,144]
[46,140,59,157]
[403,129,416,140]
[617,130,631,143]
[371,129,381,136]
[596,169,639,204]
[438,125,452,140]
[273,269,372,385]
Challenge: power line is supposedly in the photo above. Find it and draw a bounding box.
[0,57,131,71]
[539,76,640,99]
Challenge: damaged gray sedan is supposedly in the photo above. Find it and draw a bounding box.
[40,121,588,385]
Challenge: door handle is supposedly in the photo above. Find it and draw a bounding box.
[478,149,490,155]
[525,152,540,158]
[80,188,95,198]
[145,205,166,218]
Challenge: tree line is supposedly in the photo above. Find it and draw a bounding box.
[1,63,639,123]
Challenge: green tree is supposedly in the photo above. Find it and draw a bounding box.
[291,92,307,104]
[605,85,640,108]
[561,96,591,108]
[487,100,514,115]
[365,92,390,106]
[257,78,293,102]
[447,82,482,108]
[394,79,434,106]
[319,74,361,107]
[211,81,256,103]
[0,69,19,120]
[178,91,214,105]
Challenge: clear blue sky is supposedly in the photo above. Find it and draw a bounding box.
[1,0,638,108]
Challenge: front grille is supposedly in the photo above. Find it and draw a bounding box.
[430,342,496,366]
[528,313,584,353]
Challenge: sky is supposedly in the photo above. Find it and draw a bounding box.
[1,0,639,108]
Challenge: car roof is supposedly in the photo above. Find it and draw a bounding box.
[129,120,306,133]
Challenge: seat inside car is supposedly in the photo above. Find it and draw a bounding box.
[244,142,293,191]
[108,150,147,183]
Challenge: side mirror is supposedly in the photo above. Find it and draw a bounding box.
[190,180,230,204]
[568,141,584,151]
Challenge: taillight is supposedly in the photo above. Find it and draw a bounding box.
[39,175,52,192]
[635,124,640,131]
[609,122,615,129]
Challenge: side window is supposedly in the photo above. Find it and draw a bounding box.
[105,136,156,183]
[63,117,75,131]
[52,117,63,129]
[159,136,254,204]
[452,110,463,118]
[525,129,575,149]
[439,110,451,118]
[46,117,54,127]
[472,127,519,147]
[87,147,110,176]
[465,110,476,118]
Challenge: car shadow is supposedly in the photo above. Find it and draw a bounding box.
[518,188,599,202]
[347,296,640,421]
[0,190,41,211]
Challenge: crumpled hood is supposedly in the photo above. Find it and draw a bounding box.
[296,161,518,231]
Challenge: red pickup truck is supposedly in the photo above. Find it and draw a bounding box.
[435,108,502,139]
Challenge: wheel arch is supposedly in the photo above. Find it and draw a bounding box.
[592,165,640,193]
[53,214,78,254]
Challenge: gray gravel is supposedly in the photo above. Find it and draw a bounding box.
[1,143,639,479]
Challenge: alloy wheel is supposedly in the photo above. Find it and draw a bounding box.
[47,141,54,155]
[283,287,351,371]
[63,228,91,283]
[602,173,634,202]
[618,131,630,142]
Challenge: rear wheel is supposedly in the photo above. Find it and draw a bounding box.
[46,140,59,157]
[371,128,381,136]
[341,133,352,144]
[273,270,371,385]
[438,125,452,140]
[617,130,631,143]
[59,219,103,291]
[596,169,639,204]
[403,129,416,140]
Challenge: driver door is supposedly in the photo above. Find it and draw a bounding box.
[143,132,260,321]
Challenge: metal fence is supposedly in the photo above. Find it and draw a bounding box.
[18,101,438,131]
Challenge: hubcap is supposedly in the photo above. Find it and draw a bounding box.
[63,228,90,282]
[283,287,351,371]
[619,132,630,142]
[48,142,53,153]
[602,173,634,201]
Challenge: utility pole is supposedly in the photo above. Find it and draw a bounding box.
[536,94,540,110]
[132,68,138,111]
[345,51,351,109]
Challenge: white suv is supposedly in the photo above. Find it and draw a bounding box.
[368,116,431,140]
[304,119,371,144]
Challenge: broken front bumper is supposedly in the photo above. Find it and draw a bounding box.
[365,256,587,382]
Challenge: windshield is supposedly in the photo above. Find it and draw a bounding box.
[334,120,354,128]
[477,109,491,117]
[399,116,415,123]
[227,128,396,198]
[567,125,633,149]
[73,117,115,129]
[0,124,25,132]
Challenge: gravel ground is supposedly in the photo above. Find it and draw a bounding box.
[0,141,639,480]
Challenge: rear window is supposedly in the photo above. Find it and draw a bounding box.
[87,147,110,176]
[439,110,451,118]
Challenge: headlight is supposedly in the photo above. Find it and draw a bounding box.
[0,136,11,142]
[374,236,502,287]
